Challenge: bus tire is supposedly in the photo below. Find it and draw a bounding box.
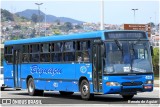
[36,90,44,96]
[59,91,74,95]
[27,78,44,96]
[16,88,21,90]
[80,79,94,100]
[1,87,4,91]
[122,95,134,100]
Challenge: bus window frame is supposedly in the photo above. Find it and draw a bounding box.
[4,46,13,64]
[29,43,40,63]
[63,41,75,62]
[4,38,100,64]
[40,43,51,63]
[75,40,91,63]
[22,45,30,63]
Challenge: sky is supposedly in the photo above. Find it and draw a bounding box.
[1,0,159,24]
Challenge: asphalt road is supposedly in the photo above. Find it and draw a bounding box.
[0,87,159,105]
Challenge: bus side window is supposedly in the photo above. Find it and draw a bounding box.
[76,40,90,62]
[23,54,29,62]
[64,41,75,62]
[30,44,40,62]
[40,43,50,62]
[22,45,29,63]
[4,46,13,64]
[52,42,63,62]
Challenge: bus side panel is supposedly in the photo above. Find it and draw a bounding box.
[3,61,14,88]
[44,80,79,92]
[34,80,46,90]
[4,79,14,88]
[21,63,76,79]
[21,79,27,89]
[21,63,77,91]
[75,63,94,93]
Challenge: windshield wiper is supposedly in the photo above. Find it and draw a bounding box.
[133,37,141,45]
[114,39,123,51]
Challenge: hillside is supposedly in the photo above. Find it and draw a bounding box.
[16,9,84,24]
[1,9,29,22]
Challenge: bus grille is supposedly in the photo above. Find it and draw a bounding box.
[122,88,142,93]
[122,81,143,86]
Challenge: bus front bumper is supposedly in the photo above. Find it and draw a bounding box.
[103,84,153,94]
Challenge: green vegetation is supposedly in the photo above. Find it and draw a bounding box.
[53,29,61,35]
[31,14,44,23]
[1,9,14,21]
[13,25,21,30]
[31,14,38,23]
[1,9,29,22]
[60,22,73,32]
[152,47,159,78]
[154,76,159,80]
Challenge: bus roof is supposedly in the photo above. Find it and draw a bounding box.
[4,30,146,45]
[5,31,103,45]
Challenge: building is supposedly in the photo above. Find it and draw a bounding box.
[150,35,159,47]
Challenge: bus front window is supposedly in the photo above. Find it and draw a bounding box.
[104,41,152,74]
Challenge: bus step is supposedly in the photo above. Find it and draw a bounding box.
[94,92,103,95]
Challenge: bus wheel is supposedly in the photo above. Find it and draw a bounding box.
[80,79,94,100]
[16,88,21,90]
[27,78,44,96]
[1,87,4,91]
[59,91,74,95]
[122,95,134,100]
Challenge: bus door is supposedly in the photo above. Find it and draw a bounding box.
[13,46,22,88]
[92,42,103,93]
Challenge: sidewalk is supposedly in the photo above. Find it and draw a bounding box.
[154,80,159,87]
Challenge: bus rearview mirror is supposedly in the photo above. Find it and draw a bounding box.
[150,46,154,56]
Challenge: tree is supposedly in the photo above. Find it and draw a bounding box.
[10,35,19,40]
[54,19,60,25]
[53,29,61,35]
[60,22,73,32]
[30,28,36,38]
[75,24,82,29]
[19,34,24,39]
[65,22,73,30]
[152,47,159,76]
[148,22,155,28]
[13,25,21,30]
[1,9,14,21]
[31,14,38,23]
[21,16,29,22]
[6,27,9,31]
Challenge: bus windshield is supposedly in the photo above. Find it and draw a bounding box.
[104,40,152,74]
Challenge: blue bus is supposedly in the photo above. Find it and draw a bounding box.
[3,30,154,100]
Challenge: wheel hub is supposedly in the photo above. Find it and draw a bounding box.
[29,82,34,92]
[82,84,88,96]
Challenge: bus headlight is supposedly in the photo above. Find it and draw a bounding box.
[106,82,120,86]
[146,80,153,84]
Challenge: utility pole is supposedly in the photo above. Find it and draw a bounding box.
[35,3,43,36]
[150,17,152,35]
[131,9,138,24]
[45,8,46,36]
[100,0,104,30]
